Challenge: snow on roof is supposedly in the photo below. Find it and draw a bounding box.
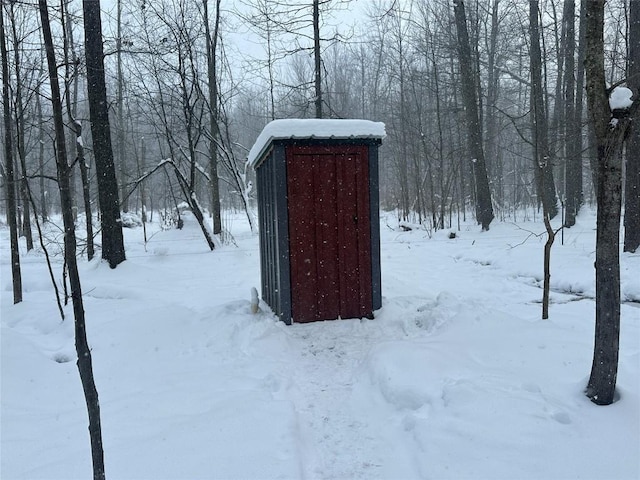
[609,86,633,110]
[248,119,386,168]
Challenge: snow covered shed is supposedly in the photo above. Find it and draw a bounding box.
[248,119,385,324]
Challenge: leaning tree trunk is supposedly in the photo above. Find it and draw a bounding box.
[584,0,638,406]
[83,0,125,268]
[1,3,22,304]
[453,0,494,231]
[39,0,105,477]
[624,0,640,253]
[168,160,217,251]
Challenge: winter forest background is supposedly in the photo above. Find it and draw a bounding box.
[1,0,637,236]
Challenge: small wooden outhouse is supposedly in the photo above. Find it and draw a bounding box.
[248,119,385,324]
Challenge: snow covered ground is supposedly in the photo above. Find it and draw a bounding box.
[1,208,639,479]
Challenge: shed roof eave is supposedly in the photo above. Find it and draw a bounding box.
[248,119,386,168]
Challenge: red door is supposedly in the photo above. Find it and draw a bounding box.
[286,145,372,323]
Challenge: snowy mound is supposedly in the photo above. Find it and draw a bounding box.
[248,119,386,168]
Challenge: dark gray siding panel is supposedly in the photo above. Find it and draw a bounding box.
[273,145,292,324]
[256,151,274,309]
[368,143,382,311]
[256,144,292,325]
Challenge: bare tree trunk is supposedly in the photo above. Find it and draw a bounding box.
[565,0,583,227]
[313,0,322,118]
[62,0,93,261]
[83,0,125,268]
[75,120,94,260]
[1,3,22,304]
[485,0,500,204]
[426,50,440,228]
[529,0,554,215]
[453,0,494,231]
[204,0,222,235]
[177,39,216,251]
[533,1,559,219]
[59,1,75,223]
[116,0,128,213]
[396,13,410,221]
[561,0,573,221]
[584,0,638,406]
[530,0,558,320]
[549,1,566,204]
[575,0,587,190]
[9,3,33,251]
[39,0,105,476]
[138,137,147,239]
[624,0,640,253]
[37,85,48,222]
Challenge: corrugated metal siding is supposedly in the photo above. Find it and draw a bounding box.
[256,151,271,308]
[256,145,291,324]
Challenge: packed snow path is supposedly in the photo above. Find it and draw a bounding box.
[2,210,639,479]
[285,322,385,478]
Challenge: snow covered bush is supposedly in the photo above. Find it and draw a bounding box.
[120,212,143,228]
